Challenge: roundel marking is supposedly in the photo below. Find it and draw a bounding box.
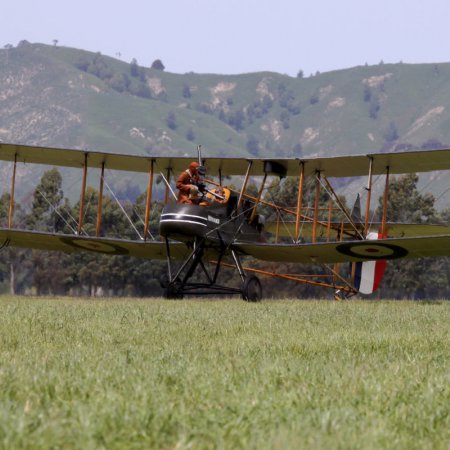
[336,242,408,260]
[60,237,129,255]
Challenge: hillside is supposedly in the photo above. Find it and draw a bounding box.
[1,41,449,206]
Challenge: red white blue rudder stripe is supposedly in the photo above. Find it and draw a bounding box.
[354,232,387,295]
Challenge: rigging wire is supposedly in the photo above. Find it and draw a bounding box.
[204,203,254,237]
[416,172,450,217]
[35,187,78,234]
[434,185,450,204]
[82,190,94,228]
[317,176,364,240]
[264,186,298,243]
[104,169,155,240]
[103,179,143,240]
[155,163,178,201]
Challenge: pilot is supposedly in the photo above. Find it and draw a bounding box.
[176,161,205,204]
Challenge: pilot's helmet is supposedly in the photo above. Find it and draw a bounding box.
[189,161,199,173]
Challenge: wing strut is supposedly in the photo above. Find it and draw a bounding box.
[143,160,154,241]
[312,171,321,243]
[231,249,246,282]
[249,172,267,223]
[295,162,305,242]
[164,168,172,205]
[77,153,88,235]
[8,153,17,229]
[322,175,363,240]
[363,157,374,237]
[381,166,390,236]
[96,162,105,237]
[237,160,252,211]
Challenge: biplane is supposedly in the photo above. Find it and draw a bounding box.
[0,142,449,300]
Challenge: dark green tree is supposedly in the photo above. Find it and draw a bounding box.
[151,59,165,70]
[86,53,113,80]
[383,121,399,142]
[369,96,380,119]
[309,92,319,105]
[130,82,152,98]
[166,112,177,130]
[378,173,435,223]
[375,173,448,298]
[246,136,260,156]
[0,191,34,295]
[25,169,70,294]
[186,127,195,141]
[108,73,131,92]
[280,110,290,129]
[182,84,191,98]
[27,168,63,231]
[75,55,91,72]
[130,58,139,77]
[227,110,245,131]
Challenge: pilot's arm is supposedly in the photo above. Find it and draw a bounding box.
[176,170,199,203]
[176,171,192,194]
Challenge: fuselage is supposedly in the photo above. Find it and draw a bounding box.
[159,198,262,246]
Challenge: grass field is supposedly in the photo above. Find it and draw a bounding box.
[0,297,448,450]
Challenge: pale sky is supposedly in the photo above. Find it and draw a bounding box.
[3,0,450,77]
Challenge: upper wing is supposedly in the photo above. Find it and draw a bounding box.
[1,142,450,177]
[0,228,189,260]
[234,235,450,264]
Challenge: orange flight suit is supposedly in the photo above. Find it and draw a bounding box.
[176,169,200,204]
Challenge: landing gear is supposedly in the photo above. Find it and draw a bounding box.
[242,275,262,302]
[334,288,356,301]
[164,282,184,300]
[162,237,263,301]
[160,274,184,300]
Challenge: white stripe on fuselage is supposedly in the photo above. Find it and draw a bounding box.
[160,219,207,227]
[161,213,207,222]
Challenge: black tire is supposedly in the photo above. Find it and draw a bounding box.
[159,273,169,288]
[163,278,184,300]
[242,275,262,302]
[164,285,184,300]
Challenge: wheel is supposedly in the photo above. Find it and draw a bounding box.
[159,273,169,288]
[334,289,353,301]
[164,283,184,300]
[163,277,184,300]
[242,275,262,302]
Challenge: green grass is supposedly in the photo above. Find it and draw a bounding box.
[0,298,448,449]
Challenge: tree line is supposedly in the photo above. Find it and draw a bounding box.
[0,169,448,299]
[0,169,166,297]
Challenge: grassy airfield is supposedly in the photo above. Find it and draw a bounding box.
[0,298,448,450]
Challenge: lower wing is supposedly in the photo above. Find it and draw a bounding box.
[234,235,450,264]
[0,228,189,260]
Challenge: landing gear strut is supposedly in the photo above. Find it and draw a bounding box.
[242,275,262,302]
[163,238,262,301]
[160,275,184,300]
